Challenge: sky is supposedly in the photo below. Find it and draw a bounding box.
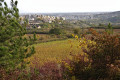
[5,0,120,13]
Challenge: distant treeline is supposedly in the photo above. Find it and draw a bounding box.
[90,27,120,29]
[26,29,49,34]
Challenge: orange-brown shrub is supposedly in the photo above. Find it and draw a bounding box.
[85,28,120,79]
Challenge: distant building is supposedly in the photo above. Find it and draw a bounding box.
[56,17,60,20]
[19,16,25,24]
[29,18,34,21]
[20,14,66,29]
[38,26,41,29]
[61,17,66,20]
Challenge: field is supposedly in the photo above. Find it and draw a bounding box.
[26,39,82,67]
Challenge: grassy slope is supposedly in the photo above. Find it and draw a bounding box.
[26,39,81,67]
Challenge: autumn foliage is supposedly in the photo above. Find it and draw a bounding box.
[62,28,120,80]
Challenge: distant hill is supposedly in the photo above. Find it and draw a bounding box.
[47,11,120,24]
[21,11,120,27]
[93,11,120,23]
[21,11,120,22]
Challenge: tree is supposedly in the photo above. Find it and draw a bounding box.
[105,23,113,34]
[0,0,35,71]
[49,28,62,35]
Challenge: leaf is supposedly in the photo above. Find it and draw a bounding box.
[0,2,2,6]
[11,0,13,3]
[0,0,4,2]
[4,2,7,7]
[0,12,2,16]
[0,7,3,11]
[15,1,18,5]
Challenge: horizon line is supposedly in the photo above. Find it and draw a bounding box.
[19,10,120,14]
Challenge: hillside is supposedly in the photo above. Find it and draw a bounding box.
[37,11,120,25]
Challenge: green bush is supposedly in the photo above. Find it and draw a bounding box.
[73,28,81,35]
[49,28,62,35]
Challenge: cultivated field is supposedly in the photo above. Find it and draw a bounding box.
[26,39,82,67]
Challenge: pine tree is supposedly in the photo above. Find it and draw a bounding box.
[0,0,35,71]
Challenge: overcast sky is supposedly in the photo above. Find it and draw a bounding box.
[5,0,120,13]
